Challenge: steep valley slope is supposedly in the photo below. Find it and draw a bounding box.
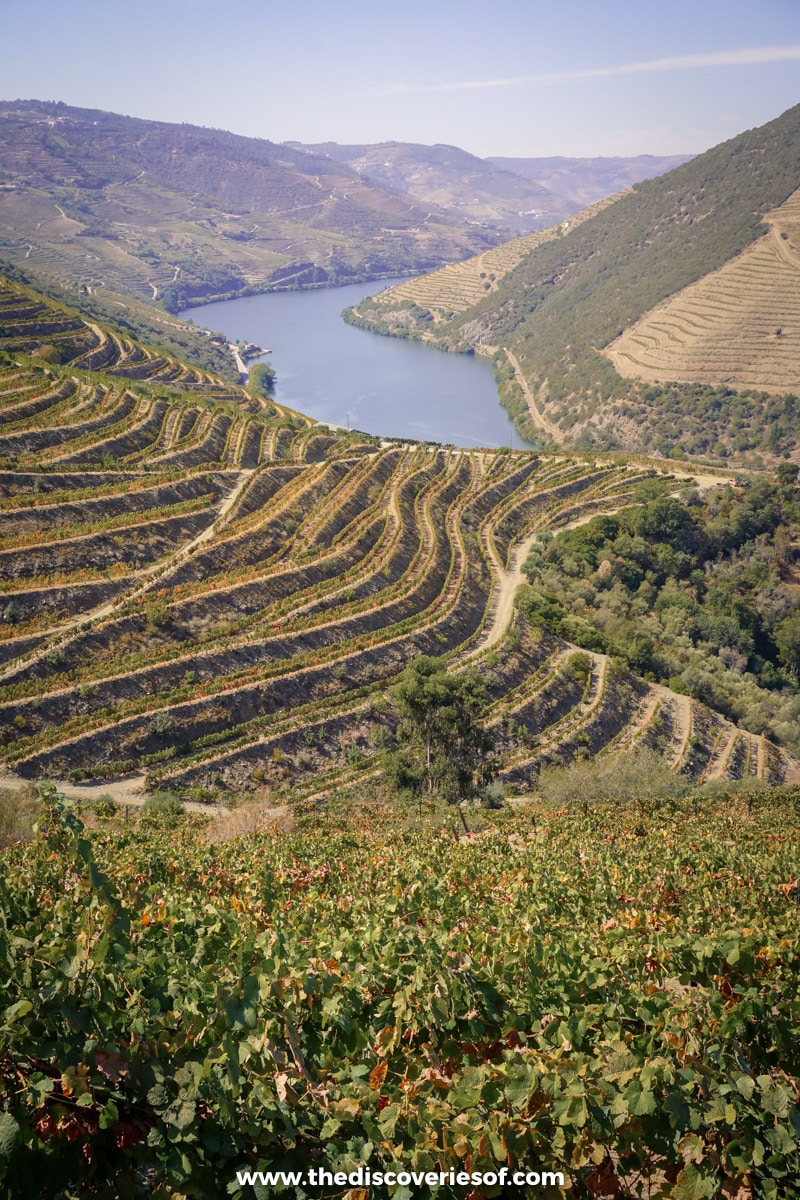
[0,275,796,805]
[0,101,502,311]
[350,103,800,465]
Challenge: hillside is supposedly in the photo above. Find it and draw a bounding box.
[488,153,693,208]
[288,140,572,233]
[351,104,800,463]
[0,257,243,382]
[606,187,800,396]
[345,193,623,321]
[0,101,502,311]
[3,273,800,1196]
[0,275,796,803]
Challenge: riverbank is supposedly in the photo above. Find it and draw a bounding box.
[181,280,528,448]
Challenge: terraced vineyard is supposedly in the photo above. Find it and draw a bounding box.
[607,188,800,393]
[0,275,796,803]
[358,195,623,322]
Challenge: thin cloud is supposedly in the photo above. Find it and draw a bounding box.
[374,44,800,96]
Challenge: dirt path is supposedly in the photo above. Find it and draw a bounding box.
[524,651,608,761]
[228,343,249,381]
[670,692,693,768]
[704,728,738,781]
[0,768,227,814]
[504,350,562,441]
[768,217,800,269]
[467,493,643,660]
[468,528,539,656]
[610,689,660,754]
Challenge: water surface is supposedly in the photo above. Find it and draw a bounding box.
[182,280,533,448]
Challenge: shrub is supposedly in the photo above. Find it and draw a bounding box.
[148,711,175,737]
[0,786,38,847]
[481,780,507,809]
[536,748,685,811]
[141,792,184,821]
[93,794,119,819]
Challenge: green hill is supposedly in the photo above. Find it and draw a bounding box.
[352,104,800,463]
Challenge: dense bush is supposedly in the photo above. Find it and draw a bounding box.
[520,474,800,751]
[535,747,685,810]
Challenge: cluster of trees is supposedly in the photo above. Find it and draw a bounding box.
[520,469,800,750]
[247,362,276,398]
[615,383,800,462]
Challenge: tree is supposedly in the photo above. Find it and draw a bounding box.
[775,613,800,680]
[248,362,276,399]
[384,656,496,827]
[776,461,799,488]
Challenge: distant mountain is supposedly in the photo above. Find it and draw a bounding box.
[487,154,694,208]
[0,101,502,311]
[286,140,573,233]
[351,104,800,464]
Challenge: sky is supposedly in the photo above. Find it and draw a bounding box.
[2,0,799,158]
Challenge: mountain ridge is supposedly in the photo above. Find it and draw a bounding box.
[285,139,574,233]
[0,100,502,310]
[487,153,694,208]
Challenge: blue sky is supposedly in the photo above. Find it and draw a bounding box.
[2,0,799,156]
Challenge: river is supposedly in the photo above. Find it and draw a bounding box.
[181,280,534,449]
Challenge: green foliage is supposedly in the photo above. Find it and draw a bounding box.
[92,795,118,820]
[481,779,507,809]
[775,613,800,678]
[144,599,168,632]
[536,747,686,811]
[384,656,496,810]
[147,711,175,737]
[0,791,799,1195]
[140,792,185,827]
[247,362,276,399]
[521,473,800,750]
[0,785,38,848]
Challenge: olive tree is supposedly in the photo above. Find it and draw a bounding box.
[384,656,496,827]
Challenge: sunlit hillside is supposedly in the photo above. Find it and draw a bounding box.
[363,195,622,321]
[606,188,800,395]
[350,103,800,461]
